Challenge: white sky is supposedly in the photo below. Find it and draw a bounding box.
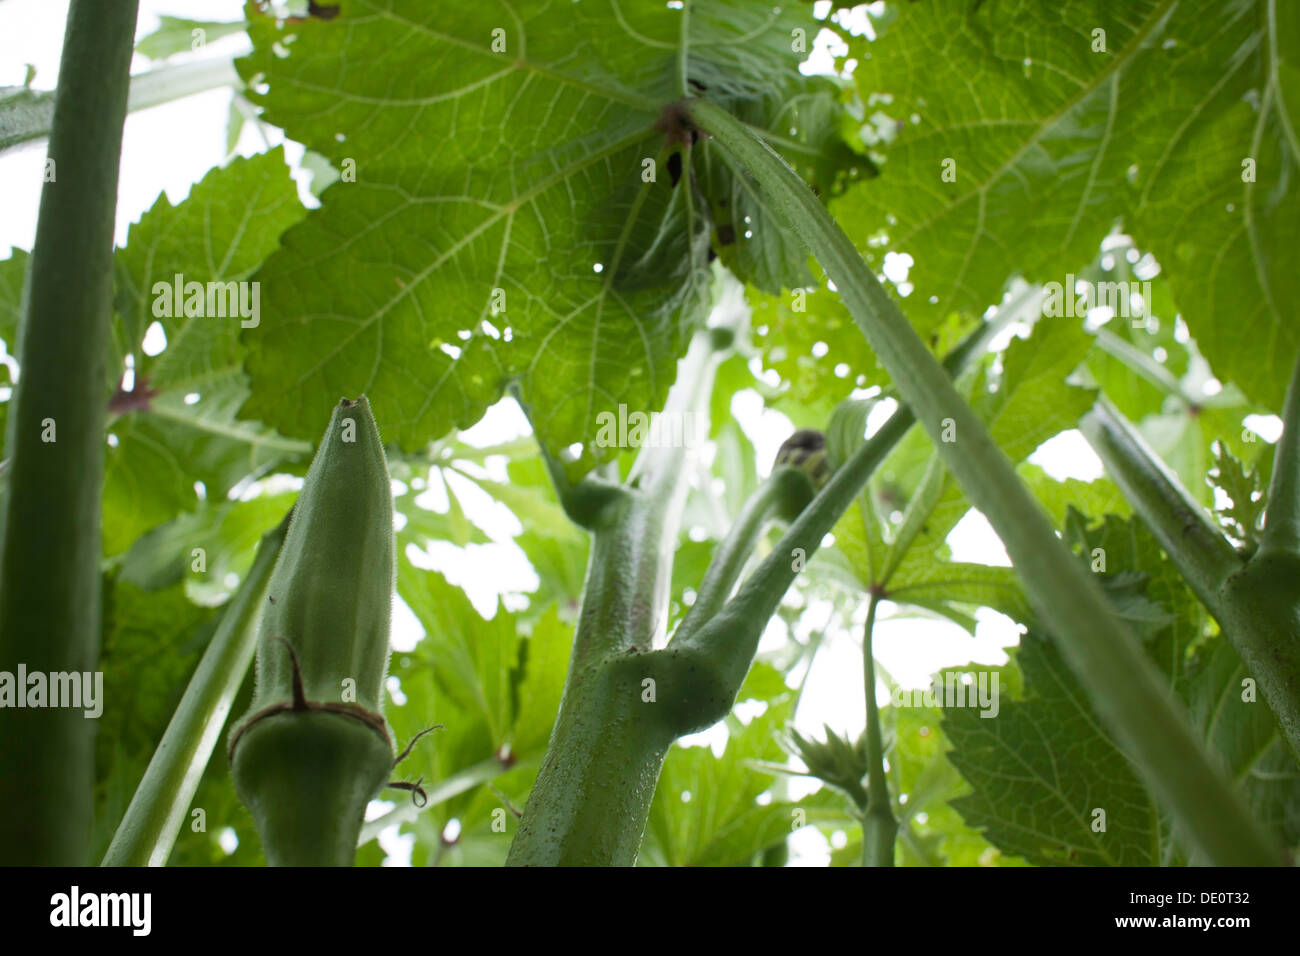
[1,0,1102,865]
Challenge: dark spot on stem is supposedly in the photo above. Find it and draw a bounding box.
[654,100,701,150]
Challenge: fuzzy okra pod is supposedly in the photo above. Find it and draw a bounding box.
[228,397,396,866]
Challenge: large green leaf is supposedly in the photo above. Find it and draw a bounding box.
[943,510,1300,864]
[100,150,311,554]
[235,0,859,470]
[837,0,1300,408]
[944,632,1160,866]
[114,147,307,390]
[888,694,1020,866]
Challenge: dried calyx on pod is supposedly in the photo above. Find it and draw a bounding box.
[228,396,396,866]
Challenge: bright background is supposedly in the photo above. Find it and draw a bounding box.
[0,0,1115,863]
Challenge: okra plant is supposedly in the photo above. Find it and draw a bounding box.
[0,0,1297,868]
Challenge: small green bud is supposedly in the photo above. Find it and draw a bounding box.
[773,429,832,491]
[771,429,832,522]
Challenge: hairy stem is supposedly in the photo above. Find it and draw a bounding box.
[508,290,998,864]
[689,97,1279,865]
[673,468,811,644]
[1079,399,1242,616]
[505,327,727,865]
[102,513,290,866]
[667,318,1001,717]
[861,593,896,867]
[1082,396,1300,761]
[0,0,139,866]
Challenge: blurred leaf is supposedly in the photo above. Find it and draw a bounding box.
[641,698,841,866]
[136,16,248,60]
[509,608,573,758]
[91,577,216,863]
[1207,444,1266,554]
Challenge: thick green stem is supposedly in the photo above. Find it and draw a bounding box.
[668,318,1002,730]
[1079,399,1242,617]
[1081,398,1300,759]
[689,97,1279,865]
[102,513,290,867]
[0,0,139,866]
[505,329,726,865]
[673,468,810,643]
[1214,349,1300,758]
[508,294,998,865]
[670,317,1003,738]
[861,593,896,867]
[1218,551,1300,762]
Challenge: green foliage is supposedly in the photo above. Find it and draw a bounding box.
[835,0,1300,409]
[784,724,869,811]
[943,510,1300,864]
[640,693,842,867]
[1208,444,1267,553]
[135,16,248,61]
[235,0,857,474]
[3,0,1296,867]
[91,577,217,863]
